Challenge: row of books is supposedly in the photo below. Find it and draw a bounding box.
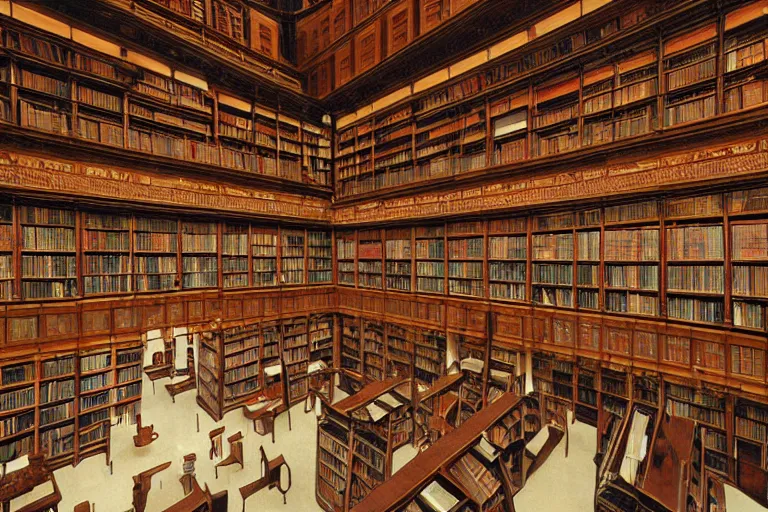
[133,256,177,274]
[1,363,35,386]
[22,226,76,251]
[605,291,658,316]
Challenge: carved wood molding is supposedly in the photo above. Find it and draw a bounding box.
[0,151,331,223]
[333,137,768,225]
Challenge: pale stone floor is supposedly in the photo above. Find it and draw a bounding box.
[49,373,767,511]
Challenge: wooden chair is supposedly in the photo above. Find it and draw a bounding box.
[132,461,171,512]
[74,502,91,512]
[208,427,225,460]
[133,414,159,448]
[239,446,292,510]
[215,432,244,478]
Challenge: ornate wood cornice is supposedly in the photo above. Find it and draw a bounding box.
[332,137,768,226]
[0,151,331,223]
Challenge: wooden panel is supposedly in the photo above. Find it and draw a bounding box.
[386,2,413,56]
[335,42,353,87]
[249,9,279,61]
[354,22,381,74]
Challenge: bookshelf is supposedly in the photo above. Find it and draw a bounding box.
[384,228,411,292]
[416,225,445,294]
[385,323,414,380]
[491,90,528,166]
[222,224,249,289]
[341,315,362,374]
[331,3,768,199]
[336,231,357,287]
[252,227,278,288]
[77,348,113,461]
[81,213,131,296]
[310,313,334,366]
[533,76,579,157]
[488,343,521,402]
[576,210,601,311]
[283,317,310,404]
[532,213,574,308]
[39,354,76,466]
[363,320,385,382]
[665,381,728,475]
[0,24,328,190]
[455,333,486,424]
[415,100,485,184]
[302,122,332,186]
[0,359,36,465]
[663,25,718,128]
[447,221,484,298]
[666,201,725,324]
[488,218,527,302]
[731,220,768,330]
[134,217,179,292]
[604,201,660,317]
[182,222,218,289]
[308,231,332,284]
[735,398,768,475]
[350,393,541,512]
[414,329,446,386]
[0,204,13,300]
[316,378,412,512]
[280,228,305,285]
[20,206,78,300]
[358,229,383,290]
[278,115,302,182]
[222,323,261,409]
[575,357,598,427]
[599,366,629,455]
[198,328,223,419]
[198,322,266,420]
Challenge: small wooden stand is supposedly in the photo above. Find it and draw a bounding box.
[215,432,244,478]
[239,446,292,510]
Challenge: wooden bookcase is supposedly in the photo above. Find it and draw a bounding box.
[336,231,357,287]
[332,2,768,199]
[20,206,78,300]
[488,218,527,302]
[447,221,485,298]
[315,378,412,512]
[308,230,333,284]
[252,226,278,288]
[222,223,249,289]
[310,313,334,366]
[362,320,385,382]
[0,204,13,300]
[384,228,411,292]
[358,230,383,290]
[181,221,218,290]
[349,393,541,512]
[415,225,445,295]
[341,314,363,374]
[0,24,328,191]
[1,341,141,470]
[81,212,131,296]
[280,228,306,285]
[283,316,310,404]
[134,217,179,293]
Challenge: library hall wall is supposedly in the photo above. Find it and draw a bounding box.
[331,0,768,198]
